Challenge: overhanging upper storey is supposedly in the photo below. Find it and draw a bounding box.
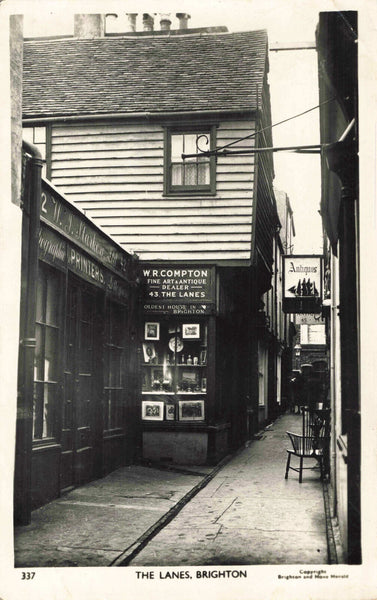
[22,28,276,267]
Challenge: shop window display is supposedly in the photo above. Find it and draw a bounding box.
[142,319,207,421]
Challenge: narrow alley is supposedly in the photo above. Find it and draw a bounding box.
[127,412,330,566]
[14,412,332,568]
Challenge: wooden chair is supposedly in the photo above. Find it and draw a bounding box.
[285,408,330,483]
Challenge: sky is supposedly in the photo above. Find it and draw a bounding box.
[16,0,356,254]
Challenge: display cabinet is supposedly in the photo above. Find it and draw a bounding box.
[141,318,208,422]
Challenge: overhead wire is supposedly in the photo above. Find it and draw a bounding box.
[214,96,335,153]
[187,96,336,158]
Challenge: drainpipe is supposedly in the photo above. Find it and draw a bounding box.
[14,140,43,525]
[329,252,338,518]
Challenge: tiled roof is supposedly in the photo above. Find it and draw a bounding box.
[23,30,268,118]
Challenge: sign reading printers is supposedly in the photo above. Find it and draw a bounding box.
[283,255,323,314]
[142,265,216,315]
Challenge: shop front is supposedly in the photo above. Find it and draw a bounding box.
[15,177,140,523]
[140,264,253,465]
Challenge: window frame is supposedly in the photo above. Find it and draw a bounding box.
[163,125,217,196]
[22,123,51,178]
[33,263,62,443]
[103,299,128,433]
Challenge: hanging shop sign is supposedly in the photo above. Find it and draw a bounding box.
[283,255,323,314]
[142,264,216,315]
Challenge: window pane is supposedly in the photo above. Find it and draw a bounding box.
[33,382,56,439]
[45,326,58,381]
[46,274,59,325]
[34,126,46,145]
[171,134,183,161]
[184,134,197,155]
[196,133,209,152]
[36,271,45,323]
[171,163,183,185]
[308,324,326,344]
[42,383,55,437]
[197,161,210,184]
[183,162,197,185]
[33,382,44,439]
[23,127,34,145]
[34,324,44,380]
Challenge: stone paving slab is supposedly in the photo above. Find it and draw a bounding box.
[130,526,328,566]
[217,499,326,532]
[14,464,206,568]
[15,503,165,557]
[143,493,325,534]
[65,465,202,497]
[15,546,121,568]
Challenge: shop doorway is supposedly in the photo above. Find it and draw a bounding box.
[60,278,103,491]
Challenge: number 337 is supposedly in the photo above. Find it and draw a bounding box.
[21,572,35,580]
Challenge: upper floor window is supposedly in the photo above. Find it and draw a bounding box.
[300,323,326,345]
[23,125,48,177]
[164,126,216,195]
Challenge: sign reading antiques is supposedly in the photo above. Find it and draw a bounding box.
[283,255,323,314]
[142,264,216,314]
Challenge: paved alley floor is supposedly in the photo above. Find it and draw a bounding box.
[14,412,329,568]
[128,413,329,566]
[14,463,213,567]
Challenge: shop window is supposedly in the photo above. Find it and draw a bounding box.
[164,127,216,195]
[33,265,61,440]
[142,319,208,422]
[104,301,127,431]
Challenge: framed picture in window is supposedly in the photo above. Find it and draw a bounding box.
[181,370,199,385]
[142,401,164,421]
[165,404,175,421]
[182,324,200,339]
[145,322,160,340]
[179,400,205,421]
[142,342,156,363]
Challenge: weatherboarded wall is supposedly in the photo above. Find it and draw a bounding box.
[48,118,256,262]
